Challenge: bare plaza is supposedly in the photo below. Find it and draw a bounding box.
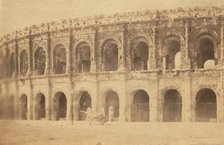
[0,120,224,145]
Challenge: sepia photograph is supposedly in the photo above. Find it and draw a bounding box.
[0,0,224,144]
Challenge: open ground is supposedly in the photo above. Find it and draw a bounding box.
[0,120,224,145]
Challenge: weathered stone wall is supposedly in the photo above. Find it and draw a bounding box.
[0,7,224,122]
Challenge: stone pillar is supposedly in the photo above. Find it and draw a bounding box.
[27,93,33,120]
[217,71,224,122]
[90,48,96,72]
[28,35,33,76]
[46,31,52,75]
[15,38,19,77]
[73,95,79,121]
[182,23,191,69]
[119,89,126,122]
[71,93,76,122]
[126,94,132,122]
[185,23,189,60]
[150,88,158,122]
[92,89,97,112]
[32,98,37,120]
[118,29,125,71]
[45,47,49,75]
[45,95,51,120]
[90,30,97,72]
[150,25,157,69]
[66,92,71,121]
[46,31,52,120]
[182,78,191,122]
[66,42,71,75]
[220,24,224,61]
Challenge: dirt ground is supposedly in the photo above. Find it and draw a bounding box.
[0,120,224,145]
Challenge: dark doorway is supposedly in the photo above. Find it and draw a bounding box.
[78,91,92,120]
[53,92,67,120]
[105,91,119,118]
[165,40,180,70]
[163,89,182,122]
[198,38,215,68]
[34,47,46,75]
[131,41,149,71]
[196,89,217,122]
[53,45,66,74]
[20,50,28,76]
[131,90,149,122]
[76,42,91,73]
[102,40,118,71]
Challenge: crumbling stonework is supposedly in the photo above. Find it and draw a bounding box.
[0,7,224,122]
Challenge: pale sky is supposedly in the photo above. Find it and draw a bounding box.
[0,0,224,36]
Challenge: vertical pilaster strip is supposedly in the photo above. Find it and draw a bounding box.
[90,28,96,73]
[66,29,71,75]
[185,23,189,61]
[47,23,52,120]
[118,25,126,71]
[184,22,190,69]
[28,28,34,120]
[95,26,100,112]
[15,35,19,119]
[28,29,33,76]
[151,25,157,69]
[68,20,73,121]
[220,23,224,60]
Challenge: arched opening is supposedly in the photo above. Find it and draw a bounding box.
[34,47,46,75]
[9,53,15,77]
[78,91,92,120]
[35,93,46,120]
[102,40,118,71]
[53,92,67,120]
[20,50,28,76]
[131,38,149,71]
[131,90,149,122]
[198,38,215,68]
[165,40,180,69]
[105,90,119,119]
[163,89,182,122]
[19,94,27,120]
[196,88,217,122]
[53,44,66,74]
[76,42,91,73]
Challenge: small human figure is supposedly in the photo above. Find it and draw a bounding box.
[86,107,92,125]
[109,106,114,122]
[99,107,105,117]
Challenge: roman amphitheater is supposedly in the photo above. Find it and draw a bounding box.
[0,7,224,123]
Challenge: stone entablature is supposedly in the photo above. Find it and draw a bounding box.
[1,7,224,44]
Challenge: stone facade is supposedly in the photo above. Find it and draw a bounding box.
[0,7,224,122]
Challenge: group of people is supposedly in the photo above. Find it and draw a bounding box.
[84,106,114,125]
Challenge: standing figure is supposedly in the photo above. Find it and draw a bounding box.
[86,107,92,125]
[109,106,114,122]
